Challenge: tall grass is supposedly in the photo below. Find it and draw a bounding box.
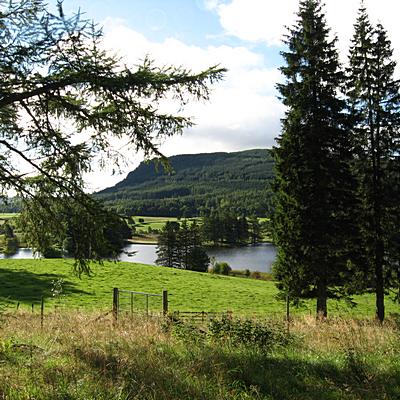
[0,311,399,399]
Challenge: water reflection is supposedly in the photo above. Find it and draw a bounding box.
[120,243,277,273]
[0,243,277,273]
[0,248,35,259]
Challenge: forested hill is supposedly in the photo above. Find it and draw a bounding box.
[96,149,275,217]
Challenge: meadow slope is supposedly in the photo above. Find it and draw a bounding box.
[0,259,399,318]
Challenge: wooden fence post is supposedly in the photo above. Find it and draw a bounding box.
[113,288,119,325]
[286,294,290,333]
[40,297,44,329]
[162,290,168,316]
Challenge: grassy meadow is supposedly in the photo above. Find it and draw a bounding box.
[1,259,400,399]
[0,213,18,220]
[130,216,199,244]
[0,259,399,318]
[0,311,400,399]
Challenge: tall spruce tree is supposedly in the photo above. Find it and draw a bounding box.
[156,221,180,268]
[347,5,400,321]
[273,0,360,317]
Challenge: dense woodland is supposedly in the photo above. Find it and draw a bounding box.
[96,149,274,217]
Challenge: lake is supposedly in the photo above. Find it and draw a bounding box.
[0,243,277,273]
[120,243,277,273]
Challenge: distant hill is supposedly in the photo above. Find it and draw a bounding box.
[96,149,275,217]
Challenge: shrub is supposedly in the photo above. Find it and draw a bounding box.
[212,262,232,275]
[42,246,63,258]
[138,218,145,223]
[251,271,261,279]
[208,317,292,351]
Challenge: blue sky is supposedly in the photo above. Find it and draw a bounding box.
[48,0,400,190]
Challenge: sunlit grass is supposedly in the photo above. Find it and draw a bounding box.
[0,259,399,318]
[0,311,399,399]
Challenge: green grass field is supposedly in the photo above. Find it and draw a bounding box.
[131,215,198,233]
[1,259,400,399]
[0,213,18,220]
[0,259,399,318]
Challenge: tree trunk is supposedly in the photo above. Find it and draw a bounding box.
[316,281,327,319]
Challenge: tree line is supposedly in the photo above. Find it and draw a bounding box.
[273,0,400,321]
[156,211,266,272]
[202,209,264,246]
[156,220,210,272]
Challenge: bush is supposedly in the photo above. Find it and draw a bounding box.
[251,271,261,279]
[212,262,232,275]
[138,218,145,223]
[208,317,291,351]
[42,246,63,258]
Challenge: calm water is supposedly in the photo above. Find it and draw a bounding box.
[0,243,277,273]
[0,248,35,259]
[120,243,277,273]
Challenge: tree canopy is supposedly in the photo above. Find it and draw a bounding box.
[0,0,225,273]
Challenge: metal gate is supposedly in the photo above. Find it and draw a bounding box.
[112,287,168,321]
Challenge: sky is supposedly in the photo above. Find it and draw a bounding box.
[49,0,400,191]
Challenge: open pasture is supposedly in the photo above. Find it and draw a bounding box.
[0,259,399,318]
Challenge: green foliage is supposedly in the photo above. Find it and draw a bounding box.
[273,0,361,317]
[202,208,259,246]
[208,317,292,351]
[0,0,224,273]
[96,149,275,217]
[0,221,18,254]
[187,246,210,273]
[17,195,131,272]
[156,220,209,272]
[212,262,232,276]
[346,4,400,321]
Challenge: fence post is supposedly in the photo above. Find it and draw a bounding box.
[40,297,44,329]
[130,292,134,316]
[146,294,149,316]
[286,294,290,333]
[162,290,168,316]
[113,288,119,325]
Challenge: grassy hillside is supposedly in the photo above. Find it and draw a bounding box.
[1,311,400,399]
[96,149,275,217]
[1,259,399,318]
[1,260,400,399]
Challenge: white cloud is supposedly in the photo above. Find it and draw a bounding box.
[90,18,282,190]
[208,0,400,62]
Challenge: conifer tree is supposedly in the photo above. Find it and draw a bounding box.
[248,215,262,246]
[347,4,400,321]
[273,0,360,317]
[156,222,180,268]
